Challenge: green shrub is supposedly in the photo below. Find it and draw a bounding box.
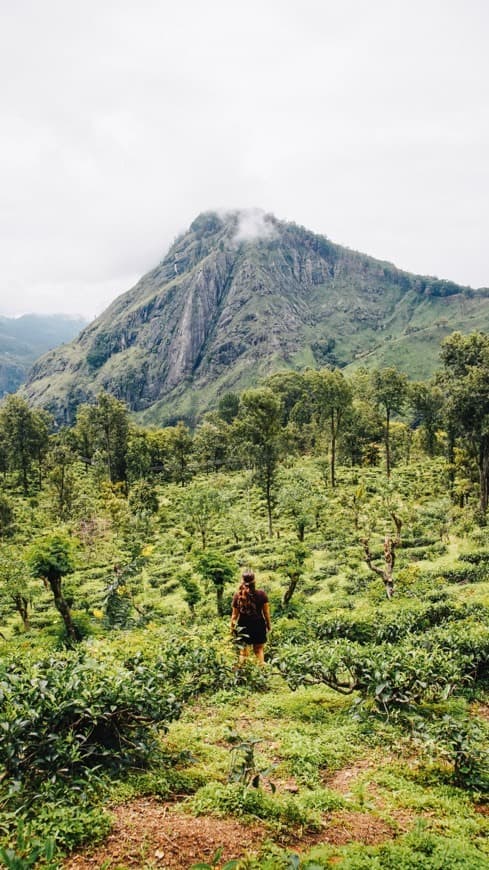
[414,714,489,793]
[301,828,489,868]
[188,781,332,830]
[276,619,489,713]
[433,565,485,585]
[0,651,181,784]
[459,550,489,564]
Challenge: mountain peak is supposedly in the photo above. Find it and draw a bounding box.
[23,214,489,426]
[188,208,278,246]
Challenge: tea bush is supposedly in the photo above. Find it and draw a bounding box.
[432,564,485,584]
[0,651,182,784]
[275,619,489,713]
[414,714,489,793]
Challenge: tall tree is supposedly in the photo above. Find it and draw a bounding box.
[73,404,96,471]
[0,545,35,630]
[304,369,352,487]
[440,331,489,513]
[86,392,130,484]
[180,483,222,549]
[31,409,52,489]
[409,381,445,456]
[265,371,307,426]
[236,388,283,535]
[217,392,240,425]
[46,439,78,520]
[278,470,325,541]
[0,395,51,494]
[193,416,230,474]
[371,368,408,478]
[166,421,194,486]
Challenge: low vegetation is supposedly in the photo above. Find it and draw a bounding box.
[0,333,489,867]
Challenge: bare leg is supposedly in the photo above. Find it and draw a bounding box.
[253,644,265,665]
[239,645,250,665]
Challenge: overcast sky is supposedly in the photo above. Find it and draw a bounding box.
[1,0,488,318]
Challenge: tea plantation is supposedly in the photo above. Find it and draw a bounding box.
[0,354,488,867]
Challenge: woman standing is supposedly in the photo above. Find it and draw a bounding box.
[230,569,271,665]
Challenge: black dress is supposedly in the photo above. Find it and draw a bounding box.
[232,589,268,644]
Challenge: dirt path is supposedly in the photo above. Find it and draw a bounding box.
[63,794,407,869]
[64,798,265,869]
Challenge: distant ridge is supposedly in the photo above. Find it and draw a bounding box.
[0,313,87,398]
[23,210,489,424]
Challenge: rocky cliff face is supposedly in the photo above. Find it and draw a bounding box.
[23,210,489,424]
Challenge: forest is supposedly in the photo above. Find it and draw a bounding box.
[0,330,488,869]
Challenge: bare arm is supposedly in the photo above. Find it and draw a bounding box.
[230,606,239,632]
[263,602,271,631]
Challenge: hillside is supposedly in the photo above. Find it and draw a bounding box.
[0,452,488,867]
[23,210,489,424]
[0,313,87,397]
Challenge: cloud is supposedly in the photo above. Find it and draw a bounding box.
[1,1,489,317]
[233,209,278,244]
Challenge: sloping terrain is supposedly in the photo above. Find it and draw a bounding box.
[23,210,489,424]
[0,313,86,397]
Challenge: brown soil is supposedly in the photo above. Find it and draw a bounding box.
[63,797,408,869]
[324,760,376,794]
[322,810,399,846]
[63,799,265,869]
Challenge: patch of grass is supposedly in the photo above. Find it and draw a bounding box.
[187,781,343,831]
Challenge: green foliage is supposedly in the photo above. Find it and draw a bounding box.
[179,569,202,614]
[190,847,238,870]
[0,396,52,494]
[5,346,489,865]
[0,493,14,538]
[276,613,489,713]
[441,331,489,512]
[0,823,56,870]
[181,483,223,549]
[189,781,334,829]
[195,550,236,616]
[236,387,283,534]
[276,828,489,869]
[0,651,182,784]
[414,714,489,793]
[128,479,159,515]
[228,737,276,790]
[27,532,76,583]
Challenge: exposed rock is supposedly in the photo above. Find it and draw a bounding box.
[23,209,489,424]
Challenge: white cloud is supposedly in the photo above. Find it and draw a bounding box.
[233,209,278,244]
[0,0,489,317]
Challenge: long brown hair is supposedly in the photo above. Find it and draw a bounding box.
[236,569,258,615]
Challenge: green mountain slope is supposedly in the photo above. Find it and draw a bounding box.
[23,210,489,423]
[0,314,87,398]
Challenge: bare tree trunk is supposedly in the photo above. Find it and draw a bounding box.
[363,520,401,599]
[478,441,489,513]
[49,575,77,642]
[14,594,29,630]
[282,572,300,607]
[385,409,391,478]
